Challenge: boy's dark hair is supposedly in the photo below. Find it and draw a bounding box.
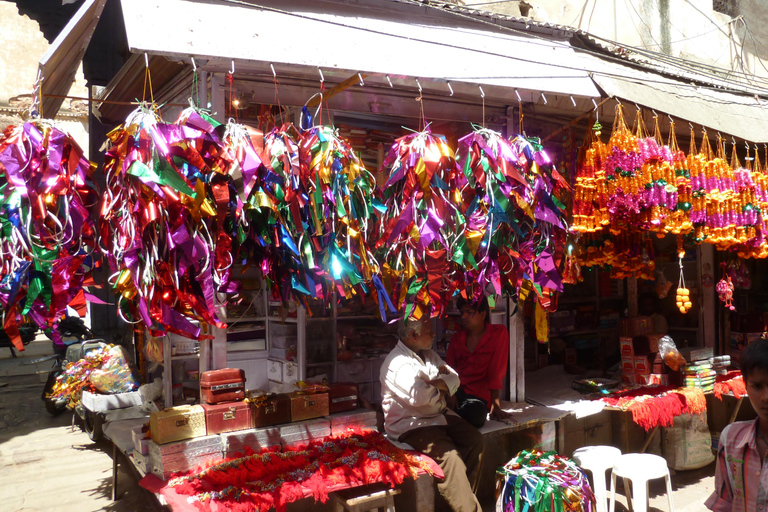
[456,296,491,324]
[740,339,768,382]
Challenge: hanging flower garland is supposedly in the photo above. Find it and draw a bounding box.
[0,121,100,349]
[377,128,461,319]
[99,106,239,339]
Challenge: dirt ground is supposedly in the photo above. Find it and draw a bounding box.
[0,339,715,512]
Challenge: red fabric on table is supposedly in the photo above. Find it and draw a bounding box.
[713,370,746,400]
[598,385,706,431]
[446,323,509,408]
[139,430,442,512]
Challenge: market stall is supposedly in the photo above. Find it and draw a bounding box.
[20,1,768,511]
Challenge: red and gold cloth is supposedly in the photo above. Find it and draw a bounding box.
[139,430,439,512]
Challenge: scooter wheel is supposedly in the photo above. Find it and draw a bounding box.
[44,397,67,416]
[84,410,104,441]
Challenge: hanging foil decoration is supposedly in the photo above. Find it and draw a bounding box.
[0,121,100,349]
[99,106,243,339]
[241,120,394,319]
[377,129,461,319]
[454,127,533,306]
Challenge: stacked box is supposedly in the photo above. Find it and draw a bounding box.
[633,355,651,375]
[711,355,731,375]
[148,435,222,480]
[132,451,150,475]
[682,362,716,392]
[280,418,331,450]
[327,410,378,435]
[680,347,714,363]
[635,374,670,386]
[619,337,634,357]
[619,316,653,337]
[221,427,282,458]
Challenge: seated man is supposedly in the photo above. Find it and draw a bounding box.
[380,316,484,512]
[446,296,513,428]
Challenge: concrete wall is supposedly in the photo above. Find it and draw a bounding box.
[464,0,768,80]
[0,2,89,153]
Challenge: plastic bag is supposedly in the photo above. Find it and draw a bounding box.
[89,345,139,394]
[658,335,687,371]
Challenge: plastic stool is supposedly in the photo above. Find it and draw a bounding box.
[609,453,674,512]
[572,446,622,512]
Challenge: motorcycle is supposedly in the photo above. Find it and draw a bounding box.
[0,322,38,357]
[38,317,99,421]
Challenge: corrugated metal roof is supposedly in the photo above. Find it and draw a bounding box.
[395,0,579,37]
[38,0,105,117]
[116,0,597,99]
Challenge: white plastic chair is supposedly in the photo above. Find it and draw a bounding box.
[609,453,674,512]
[572,445,622,512]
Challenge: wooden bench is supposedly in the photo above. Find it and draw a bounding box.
[331,483,401,512]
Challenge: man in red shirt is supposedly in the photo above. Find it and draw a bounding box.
[446,296,514,427]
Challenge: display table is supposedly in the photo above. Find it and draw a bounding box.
[103,411,439,512]
[103,416,161,503]
[473,401,572,504]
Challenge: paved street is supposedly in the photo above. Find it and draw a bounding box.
[0,338,160,512]
[0,338,714,512]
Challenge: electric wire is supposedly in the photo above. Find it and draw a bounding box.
[404,0,768,94]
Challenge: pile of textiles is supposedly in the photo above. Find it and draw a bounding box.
[598,385,706,431]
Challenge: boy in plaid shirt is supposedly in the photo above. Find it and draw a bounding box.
[706,340,768,512]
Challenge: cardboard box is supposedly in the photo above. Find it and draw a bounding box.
[680,347,714,362]
[621,357,635,374]
[327,410,377,435]
[621,373,634,385]
[635,374,669,386]
[620,316,653,337]
[619,337,634,357]
[647,335,662,353]
[634,355,651,375]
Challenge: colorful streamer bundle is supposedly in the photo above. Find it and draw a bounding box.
[511,135,569,310]
[454,128,534,304]
[454,129,568,309]
[0,121,100,349]
[47,344,138,406]
[713,371,745,400]
[377,127,568,318]
[497,450,595,512]
[377,129,461,319]
[99,106,243,338]
[246,123,393,318]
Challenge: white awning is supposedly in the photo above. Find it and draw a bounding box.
[38,0,106,117]
[118,0,599,99]
[591,69,768,143]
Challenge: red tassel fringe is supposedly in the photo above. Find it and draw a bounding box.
[600,386,707,431]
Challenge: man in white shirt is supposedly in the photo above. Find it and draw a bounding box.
[380,317,484,512]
